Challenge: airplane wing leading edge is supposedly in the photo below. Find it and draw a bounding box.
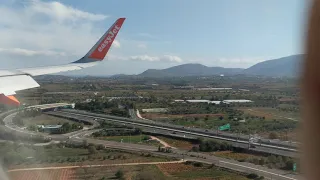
[0,18,126,106]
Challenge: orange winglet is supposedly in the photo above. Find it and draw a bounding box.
[0,94,20,106]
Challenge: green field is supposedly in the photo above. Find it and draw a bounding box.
[95,135,161,146]
[174,169,247,179]
[0,142,170,168]
[239,107,300,121]
[22,114,73,126]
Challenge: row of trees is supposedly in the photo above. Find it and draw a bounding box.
[92,128,141,137]
[193,139,232,152]
[243,155,296,171]
[75,100,130,117]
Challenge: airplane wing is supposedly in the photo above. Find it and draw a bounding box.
[0,18,126,106]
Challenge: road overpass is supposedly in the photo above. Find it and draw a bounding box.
[46,110,299,158]
[0,104,302,180]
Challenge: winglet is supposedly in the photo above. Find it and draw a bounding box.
[74,18,125,64]
[0,94,20,106]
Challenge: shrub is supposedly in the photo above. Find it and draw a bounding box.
[115,169,124,179]
[247,173,259,179]
[268,132,278,139]
[193,162,203,167]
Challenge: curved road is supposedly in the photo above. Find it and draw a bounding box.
[1,108,302,180]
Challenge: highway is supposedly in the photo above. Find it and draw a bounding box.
[69,137,302,180]
[46,110,299,158]
[63,109,298,150]
[0,105,302,180]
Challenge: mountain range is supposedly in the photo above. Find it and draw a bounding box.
[138,54,303,77]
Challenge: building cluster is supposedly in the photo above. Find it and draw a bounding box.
[174,99,253,104]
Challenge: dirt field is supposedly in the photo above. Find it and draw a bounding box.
[238,108,299,121]
[7,147,170,170]
[259,130,299,141]
[8,164,166,180]
[156,136,195,150]
[8,169,75,180]
[213,151,259,161]
[142,113,224,120]
[157,163,248,180]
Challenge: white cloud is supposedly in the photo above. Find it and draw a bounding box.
[0,0,114,67]
[163,55,183,63]
[29,0,108,22]
[0,48,66,56]
[130,55,160,61]
[128,54,183,63]
[112,40,121,48]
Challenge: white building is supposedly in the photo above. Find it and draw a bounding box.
[208,101,221,105]
[141,108,168,113]
[186,100,210,103]
[196,88,232,91]
[222,100,253,103]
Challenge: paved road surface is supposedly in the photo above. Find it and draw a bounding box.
[49,110,299,158]
[1,109,302,180]
[68,137,302,180]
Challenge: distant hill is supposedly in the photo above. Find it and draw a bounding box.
[243,54,303,77]
[137,55,303,78]
[139,64,244,77]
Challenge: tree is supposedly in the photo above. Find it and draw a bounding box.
[83,139,88,148]
[27,125,38,132]
[252,158,259,165]
[247,173,258,179]
[259,158,266,165]
[115,169,124,179]
[285,159,294,170]
[88,145,97,155]
[192,146,199,152]
[96,144,105,150]
[61,122,71,133]
[267,155,277,164]
[193,162,203,167]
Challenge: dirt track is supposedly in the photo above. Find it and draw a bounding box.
[8,160,184,172]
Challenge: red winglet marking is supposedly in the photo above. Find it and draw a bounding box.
[0,94,20,106]
[89,18,125,60]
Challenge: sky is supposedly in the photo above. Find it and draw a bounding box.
[0,0,309,75]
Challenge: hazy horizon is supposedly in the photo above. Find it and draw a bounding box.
[0,0,307,76]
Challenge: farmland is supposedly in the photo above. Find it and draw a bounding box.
[157,162,249,180]
[155,136,195,150]
[8,169,75,180]
[22,114,72,126]
[0,142,171,170]
[238,107,300,121]
[94,135,161,146]
[8,162,250,180]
